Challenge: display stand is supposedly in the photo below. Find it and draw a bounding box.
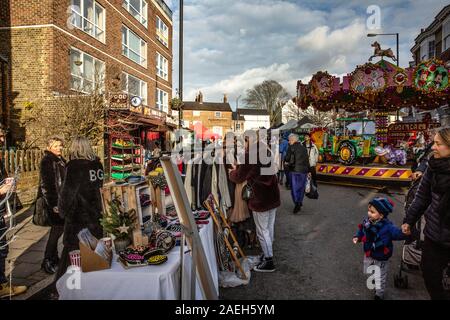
[204,195,247,280]
[110,135,143,181]
[160,156,218,300]
[100,179,153,245]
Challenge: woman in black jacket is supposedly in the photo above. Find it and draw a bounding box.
[39,137,66,274]
[403,127,450,300]
[55,137,104,281]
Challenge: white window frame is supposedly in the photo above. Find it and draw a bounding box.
[428,40,435,59]
[70,0,106,43]
[156,52,168,80]
[156,16,169,47]
[215,111,221,118]
[443,17,450,52]
[122,25,147,67]
[156,88,169,113]
[70,47,105,94]
[122,0,148,27]
[122,72,148,106]
[420,36,435,61]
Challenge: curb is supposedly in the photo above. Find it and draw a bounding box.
[13,274,54,300]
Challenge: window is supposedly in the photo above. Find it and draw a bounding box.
[235,123,241,130]
[70,0,105,42]
[428,40,435,59]
[215,112,221,118]
[156,16,169,47]
[212,126,223,137]
[444,18,450,52]
[193,111,201,116]
[419,36,435,61]
[121,73,147,106]
[122,25,147,67]
[70,48,105,93]
[156,88,169,113]
[156,52,168,80]
[122,0,147,27]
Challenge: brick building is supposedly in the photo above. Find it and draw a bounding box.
[0,0,173,146]
[410,5,450,66]
[181,92,233,139]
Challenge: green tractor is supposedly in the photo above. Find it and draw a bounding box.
[318,118,377,165]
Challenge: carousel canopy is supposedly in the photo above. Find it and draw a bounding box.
[296,58,449,112]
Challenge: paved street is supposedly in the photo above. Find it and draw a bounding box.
[221,182,429,300]
[2,207,59,300]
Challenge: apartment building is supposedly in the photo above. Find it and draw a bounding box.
[0,0,173,145]
[411,5,450,66]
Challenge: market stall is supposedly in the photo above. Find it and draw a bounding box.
[296,47,449,184]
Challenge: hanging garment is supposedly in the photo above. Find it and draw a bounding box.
[211,163,219,204]
[184,161,193,207]
[218,163,232,210]
[200,163,213,206]
[229,181,250,223]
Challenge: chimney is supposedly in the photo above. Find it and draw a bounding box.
[223,94,228,103]
[198,91,203,104]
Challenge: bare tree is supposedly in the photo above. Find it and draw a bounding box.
[20,66,136,148]
[282,100,336,128]
[243,80,291,126]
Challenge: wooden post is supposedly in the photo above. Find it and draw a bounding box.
[160,156,218,300]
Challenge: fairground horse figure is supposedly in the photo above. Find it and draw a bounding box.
[369,41,397,63]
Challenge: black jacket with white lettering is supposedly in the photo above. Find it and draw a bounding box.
[58,158,104,247]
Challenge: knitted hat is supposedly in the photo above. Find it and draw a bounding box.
[369,197,394,217]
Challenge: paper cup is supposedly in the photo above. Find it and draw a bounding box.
[69,250,81,267]
[101,237,112,250]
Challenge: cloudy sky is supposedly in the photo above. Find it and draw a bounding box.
[164,0,448,109]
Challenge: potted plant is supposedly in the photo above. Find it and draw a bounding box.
[100,198,137,254]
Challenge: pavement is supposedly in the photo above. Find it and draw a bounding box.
[220,182,430,300]
[2,206,60,300]
[2,182,430,300]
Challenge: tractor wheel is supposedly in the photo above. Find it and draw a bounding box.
[338,141,357,165]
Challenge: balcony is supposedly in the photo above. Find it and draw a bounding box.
[155,0,173,20]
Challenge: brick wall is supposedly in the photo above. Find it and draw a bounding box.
[0,0,173,145]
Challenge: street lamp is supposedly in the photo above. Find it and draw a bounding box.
[367,33,399,67]
[178,0,184,129]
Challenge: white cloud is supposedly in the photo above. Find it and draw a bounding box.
[297,20,365,52]
[185,63,296,104]
[171,0,449,106]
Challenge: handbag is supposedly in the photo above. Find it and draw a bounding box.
[241,181,253,201]
[32,192,50,227]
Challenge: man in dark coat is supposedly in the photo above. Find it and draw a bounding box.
[284,134,310,213]
[39,137,66,274]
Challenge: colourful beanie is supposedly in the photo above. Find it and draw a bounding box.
[369,197,394,217]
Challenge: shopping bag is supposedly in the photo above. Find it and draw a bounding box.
[305,182,319,200]
[305,176,311,194]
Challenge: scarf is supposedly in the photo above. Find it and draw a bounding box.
[428,156,450,225]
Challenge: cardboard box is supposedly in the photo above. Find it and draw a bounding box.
[79,242,112,273]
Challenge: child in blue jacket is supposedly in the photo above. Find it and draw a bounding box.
[353,197,408,300]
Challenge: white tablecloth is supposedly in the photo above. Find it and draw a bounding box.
[56,218,218,300]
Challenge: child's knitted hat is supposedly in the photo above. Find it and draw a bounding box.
[369,197,394,217]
